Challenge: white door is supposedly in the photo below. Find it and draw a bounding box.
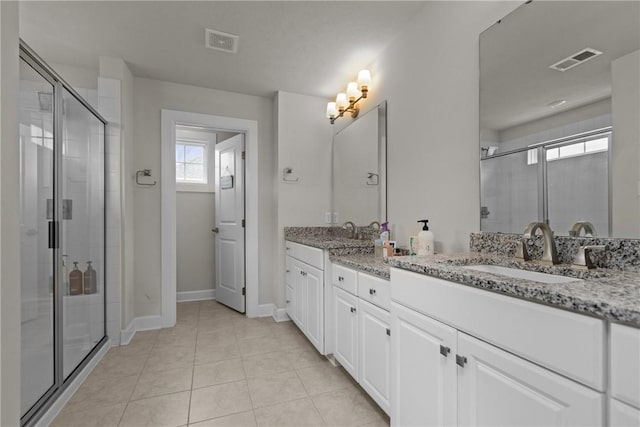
[334,287,359,380]
[304,264,324,352]
[391,302,457,427]
[457,332,604,427]
[214,134,245,312]
[359,299,391,415]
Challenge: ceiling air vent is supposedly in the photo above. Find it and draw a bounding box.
[205,28,239,53]
[549,48,603,72]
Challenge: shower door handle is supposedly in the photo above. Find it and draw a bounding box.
[48,221,59,249]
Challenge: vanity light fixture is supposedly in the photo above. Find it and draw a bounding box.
[326,70,372,124]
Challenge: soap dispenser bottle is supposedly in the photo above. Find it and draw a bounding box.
[69,262,83,295]
[417,220,434,256]
[83,261,97,294]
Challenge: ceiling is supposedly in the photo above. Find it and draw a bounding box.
[19,1,426,99]
[480,1,640,132]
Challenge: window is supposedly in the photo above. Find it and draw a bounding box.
[527,134,609,165]
[176,142,206,184]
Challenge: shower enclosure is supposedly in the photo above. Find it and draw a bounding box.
[19,41,107,426]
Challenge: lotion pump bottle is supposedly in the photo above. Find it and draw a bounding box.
[417,219,434,256]
[380,222,390,242]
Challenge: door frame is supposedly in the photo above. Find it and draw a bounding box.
[161,109,259,326]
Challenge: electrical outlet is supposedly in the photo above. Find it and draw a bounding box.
[325,212,332,224]
[332,212,339,224]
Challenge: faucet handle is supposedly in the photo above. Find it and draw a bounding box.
[573,245,605,269]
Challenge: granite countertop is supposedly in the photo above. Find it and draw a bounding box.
[285,234,374,250]
[330,253,391,280]
[386,253,640,327]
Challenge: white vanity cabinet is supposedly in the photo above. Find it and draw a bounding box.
[285,241,325,354]
[609,323,640,426]
[333,286,359,379]
[390,267,605,427]
[332,263,392,415]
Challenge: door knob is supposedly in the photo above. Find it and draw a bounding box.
[211,227,219,233]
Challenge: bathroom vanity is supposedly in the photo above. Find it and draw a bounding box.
[284,226,640,427]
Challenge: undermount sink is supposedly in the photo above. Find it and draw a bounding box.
[462,264,582,284]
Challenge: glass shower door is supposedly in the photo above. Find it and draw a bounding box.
[19,58,56,417]
[61,87,105,379]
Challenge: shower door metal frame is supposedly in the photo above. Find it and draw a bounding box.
[19,40,109,427]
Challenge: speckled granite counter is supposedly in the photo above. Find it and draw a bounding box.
[330,253,391,280]
[285,234,373,251]
[386,253,640,327]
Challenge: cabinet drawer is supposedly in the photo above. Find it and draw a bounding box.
[358,272,390,311]
[285,241,323,269]
[610,323,640,408]
[332,264,358,295]
[391,267,605,391]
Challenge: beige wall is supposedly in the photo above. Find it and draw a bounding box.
[1,1,22,423]
[611,49,640,237]
[275,91,333,306]
[133,77,275,317]
[176,192,215,293]
[363,1,520,252]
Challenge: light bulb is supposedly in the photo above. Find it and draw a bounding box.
[346,82,360,102]
[357,69,372,92]
[326,102,337,118]
[336,93,349,111]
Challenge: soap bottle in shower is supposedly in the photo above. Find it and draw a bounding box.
[69,262,83,295]
[83,261,97,294]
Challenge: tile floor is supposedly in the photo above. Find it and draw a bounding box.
[52,300,390,426]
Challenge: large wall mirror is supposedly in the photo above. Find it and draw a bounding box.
[332,101,387,225]
[480,1,640,238]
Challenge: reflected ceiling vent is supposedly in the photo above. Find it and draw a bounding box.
[205,28,239,53]
[549,48,603,72]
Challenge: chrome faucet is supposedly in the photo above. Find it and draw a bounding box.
[515,222,559,265]
[342,221,357,239]
[572,245,605,269]
[569,221,597,237]
[369,221,381,230]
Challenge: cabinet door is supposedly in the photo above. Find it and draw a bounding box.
[391,302,457,427]
[334,287,359,380]
[610,323,640,408]
[292,260,306,330]
[359,299,391,415]
[610,398,640,427]
[285,284,294,321]
[305,264,324,353]
[457,332,604,427]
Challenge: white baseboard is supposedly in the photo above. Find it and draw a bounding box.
[256,303,274,318]
[120,319,136,345]
[272,307,290,322]
[177,289,215,302]
[255,303,290,322]
[133,315,163,331]
[35,339,111,427]
[119,315,163,346]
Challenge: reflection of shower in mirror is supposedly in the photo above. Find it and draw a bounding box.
[480,146,498,157]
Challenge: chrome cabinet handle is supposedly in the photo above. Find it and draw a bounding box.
[338,276,344,282]
[211,227,219,233]
[350,307,356,313]
[440,345,451,357]
[369,288,376,295]
[456,354,467,367]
